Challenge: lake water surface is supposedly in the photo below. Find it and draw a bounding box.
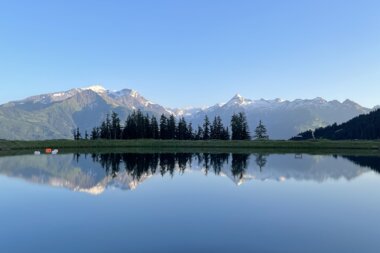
[0,152,379,253]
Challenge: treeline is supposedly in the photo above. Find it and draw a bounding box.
[74,110,254,141]
[292,109,380,140]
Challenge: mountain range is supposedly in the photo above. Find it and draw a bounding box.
[0,85,376,140]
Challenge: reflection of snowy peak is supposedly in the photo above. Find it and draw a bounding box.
[0,154,152,195]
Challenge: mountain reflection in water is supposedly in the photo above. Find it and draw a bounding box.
[0,152,378,195]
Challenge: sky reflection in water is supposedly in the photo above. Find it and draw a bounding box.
[0,152,379,253]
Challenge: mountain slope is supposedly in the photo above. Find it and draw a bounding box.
[292,109,380,140]
[0,86,170,140]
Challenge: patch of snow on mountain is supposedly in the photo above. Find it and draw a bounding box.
[81,85,107,93]
[109,89,141,99]
[223,94,253,108]
[130,90,138,98]
[143,100,154,107]
[171,107,205,117]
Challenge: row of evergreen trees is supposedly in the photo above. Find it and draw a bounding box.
[74,110,269,141]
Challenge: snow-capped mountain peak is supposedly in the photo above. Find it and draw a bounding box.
[233,93,243,99]
[109,88,138,98]
[225,94,253,107]
[81,85,107,93]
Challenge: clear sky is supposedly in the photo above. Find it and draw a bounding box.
[0,0,379,108]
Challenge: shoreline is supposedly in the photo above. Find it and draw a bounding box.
[1,140,380,154]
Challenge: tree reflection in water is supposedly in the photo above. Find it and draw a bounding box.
[73,152,269,181]
[73,152,380,183]
[231,154,250,180]
[255,154,267,172]
[0,152,378,195]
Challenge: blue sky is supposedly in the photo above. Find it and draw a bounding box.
[0,0,379,108]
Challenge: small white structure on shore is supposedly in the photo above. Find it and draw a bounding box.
[34,151,41,155]
[51,149,59,155]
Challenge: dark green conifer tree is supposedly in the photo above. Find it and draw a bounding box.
[100,120,108,139]
[254,120,269,140]
[91,127,100,140]
[151,116,159,139]
[221,127,230,140]
[187,123,194,140]
[144,114,152,139]
[105,114,112,139]
[160,114,169,139]
[240,112,251,140]
[177,117,188,140]
[122,112,136,139]
[135,110,145,138]
[168,115,176,139]
[75,127,82,140]
[111,112,121,139]
[203,116,210,140]
[231,112,251,140]
[195,126,203,140]
[231,113,241,140]
[210,116,224,139]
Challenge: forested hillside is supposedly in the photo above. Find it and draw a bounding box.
[292,109,380,140]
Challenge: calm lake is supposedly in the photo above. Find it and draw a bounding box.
[0,152,379,253]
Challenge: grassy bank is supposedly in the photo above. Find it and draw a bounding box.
[1,139,380,153]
